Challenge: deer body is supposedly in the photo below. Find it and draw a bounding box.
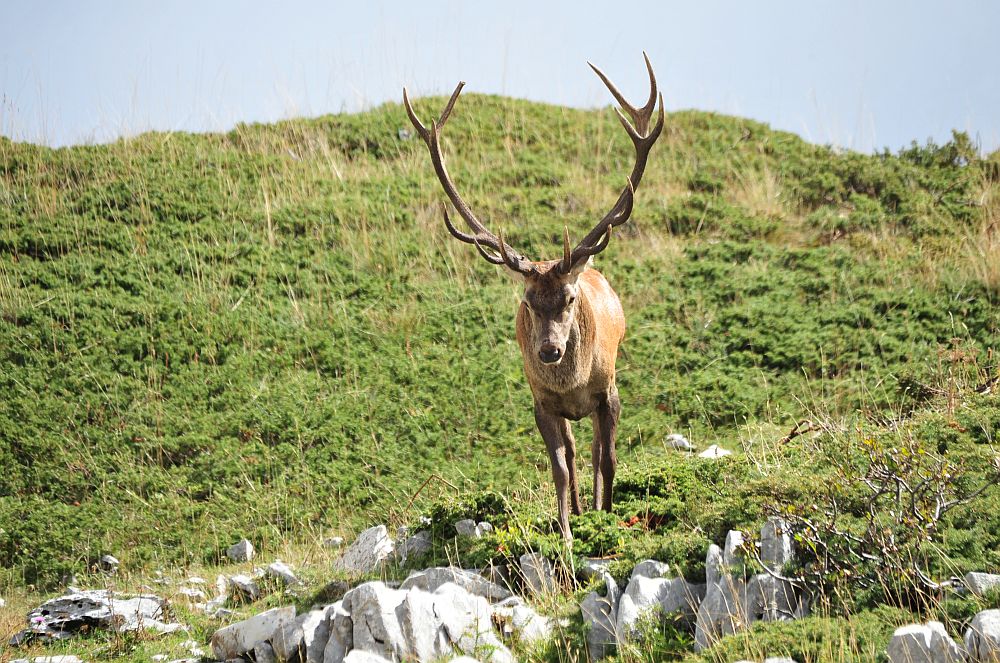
[517,266,624,419]
[517,265,625,535]
[404,54,663,540]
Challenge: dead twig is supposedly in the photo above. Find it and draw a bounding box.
[780,419,818,445]
[405,473,460,511]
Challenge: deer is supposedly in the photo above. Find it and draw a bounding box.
[403,54,664,541]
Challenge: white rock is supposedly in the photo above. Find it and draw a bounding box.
[322,600,353,663]
[178,639,203,655]
[399,585,457,661]
[227,574,260,600]
[15,590,179,641]
[345,582,424,661]
[744,573,798,623]
[763,658,800,663]
[99,554,120,573]
[888,621,964,662]
[926,621,965,662]
[492,596,553,645]
[344,581,512,663]
[267,560,300,586]
[723,530,745,567]
[396,531,433,563]
[400,567,511,602]
[323,537,345,549]
[304,605,338,663]
[965,609,1000,661]
[694,544,748,651]
[616,576,702,637]
[343,652,392,663]
[454,519,481,538]
[478,522,493,534]
[614,578,655,637]
[195,596,225,615]
[580,571,620,660]
[966,572,1000,597]
[187,576,207,585]
[272,612,306,662]
[333,525,395,573]
[107,593,174,631]
[274,605,335,663]
[705,543,724,587]
[698,444,732,459]
[578,558,612,581]
[210,606,296,660]
[32,657,84,663]
[0,597,5,607]
[254,642,277,663]
[760,517,794,571]
[666,433,694,451]
[150,656,168,662]
[177,587,206,601]
[346,582,398,651]
[888,624,936,662]
[434,583,513,663]
[519,553,557,595]
[630,560,670,581]
[227,539,255,562]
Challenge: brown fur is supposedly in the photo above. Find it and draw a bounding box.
[515,261,625,539]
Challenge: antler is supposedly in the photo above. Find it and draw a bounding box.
[561,52,664,273]
[403,83,534,275]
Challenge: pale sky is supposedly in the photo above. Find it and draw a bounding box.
[2,0,998,153]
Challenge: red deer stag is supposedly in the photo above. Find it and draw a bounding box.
[403,54,663,540]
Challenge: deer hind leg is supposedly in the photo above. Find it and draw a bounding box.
[559,418,584,516]
[591,386,621,512]
[535,404,573,540]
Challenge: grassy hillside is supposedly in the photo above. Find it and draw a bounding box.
[1,91,998,634]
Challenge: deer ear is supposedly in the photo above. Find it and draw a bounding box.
[566,256,593,280]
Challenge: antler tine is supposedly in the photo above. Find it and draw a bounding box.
[561,226,572,273]
[443,205,520,269]
[571,226,614,262]
[437,81,465,126]
[561,54,665,273]
[404,83,534,274]
[441,204,476,244]
[402,87,427,138]
[588,50,658,134]
[472,238,507,266]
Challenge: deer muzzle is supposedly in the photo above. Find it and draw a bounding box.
[539,343,562,364]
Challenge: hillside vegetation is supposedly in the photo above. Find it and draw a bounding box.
[2,94,999,659]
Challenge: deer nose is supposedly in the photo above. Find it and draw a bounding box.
[539,345,562,364]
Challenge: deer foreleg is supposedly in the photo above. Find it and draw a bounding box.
[535,404,573,540]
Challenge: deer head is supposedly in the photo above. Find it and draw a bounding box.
[403,53,663,365]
